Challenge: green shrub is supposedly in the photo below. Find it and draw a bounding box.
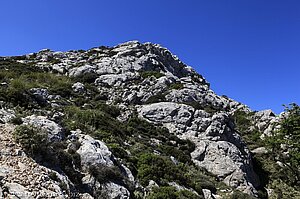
[137,153,187,187]
[140,71,165,79]
[265,103,300,187]
[88,164,124,184]
[93,102,120,118]
[169,83,184,90]
[49,172,59,182]
[63,106,125,138]
[14,125,83,187]
[230,190,256,199]
[176,190,203,199]
[185,166,217,194]
[147,186,203,199]
[147,186,178,199]
[183,102,217,114]
[0,62,74,108]
[158,145,191,163]
[10,116,23,125]
[108,143,128,159]
[14,125,48,156]
[232,110,252,132]
[183,102,203,110]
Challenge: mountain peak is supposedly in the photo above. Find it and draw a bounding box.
[0,41,292,198]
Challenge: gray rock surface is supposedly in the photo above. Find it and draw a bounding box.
[72,82,85,93]
[138,102,259,195]
[22,115,64,142]
[76,133,115,167]
[0,109,15,123]
[2,41,276,197]
[68,130,132,199]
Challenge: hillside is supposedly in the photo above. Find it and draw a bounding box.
[0,41,299,199]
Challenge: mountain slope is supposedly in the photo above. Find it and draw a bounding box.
[0,41,298,199]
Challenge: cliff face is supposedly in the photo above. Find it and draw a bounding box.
[0,41,283,198]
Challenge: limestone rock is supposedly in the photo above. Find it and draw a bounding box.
[0,109,15,123]
[76,133,115,167]
[72,82,85,93]
[101,182,130,199]
[137,102,259,195]
[22,115,64,142]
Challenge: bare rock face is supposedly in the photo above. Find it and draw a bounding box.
[22,115,64,142]
[72,82,85,93]
[68,131,132,199]
[0,109,15,124]
[253,109,281,137]
[1,41,269,197]
[138,102,259,195]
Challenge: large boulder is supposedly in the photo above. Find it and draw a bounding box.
[67,131,132,199]
[22,115,64,142]
[75,133,115,167]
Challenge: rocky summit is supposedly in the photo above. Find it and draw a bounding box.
[0,41,299,199]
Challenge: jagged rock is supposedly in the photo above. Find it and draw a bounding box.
[75,133,115,167]
[203,189,213,199]
[254,110,281,137]
[80,193,94,199]
[251,147,268,154]
[82,173,130,199]
[2,41,281,197]
[95,72,137,87]
[0,109,15,123]
[30,88,49,105]
[72,82,85,93]
[69,64,96,77]
[138,102,194,134]
[29,88,61,107]
[138,102,259,195]
[22,115,64,142]
[191,141,258,195]
[101,182,130,199]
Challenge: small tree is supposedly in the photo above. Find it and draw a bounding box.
[266,103,300,186]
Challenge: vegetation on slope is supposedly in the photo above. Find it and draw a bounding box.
[232,104,300,199]
[0,59,230,198]
[2,57,299,198]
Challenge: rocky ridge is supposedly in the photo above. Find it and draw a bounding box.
[0,41,283,198]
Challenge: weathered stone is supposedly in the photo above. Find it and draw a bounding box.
[72,82,85,93]
[76,134,115,167]
[22,115,64,142]
[0,109,15,124]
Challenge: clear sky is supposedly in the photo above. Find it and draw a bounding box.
[0,0,299,113]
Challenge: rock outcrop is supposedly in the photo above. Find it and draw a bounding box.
[0,40,283,198]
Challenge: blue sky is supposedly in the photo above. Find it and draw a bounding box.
[0,0,299,113]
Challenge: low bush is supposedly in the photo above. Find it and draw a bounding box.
[147,186,202,199]
[169,83,184,90]
[230,190,256,199]
[140,71,165,79]
[14,125,48,156]
[88,164,124,184]
[14,125,83,188]
[137,153,187,187]
[63,106,125,138]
